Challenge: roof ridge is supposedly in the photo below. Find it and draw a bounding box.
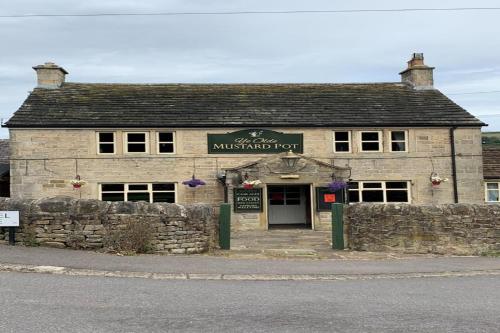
[61,82,406,87]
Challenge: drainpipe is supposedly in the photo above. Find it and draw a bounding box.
[450,127,459,203]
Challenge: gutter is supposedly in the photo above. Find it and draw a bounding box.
[450,127,459,203]
[3,123,487,129]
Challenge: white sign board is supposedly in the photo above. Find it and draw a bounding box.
[0,211,20,227]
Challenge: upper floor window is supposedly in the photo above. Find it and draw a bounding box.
[348,181,410,203]
[125,132,148,153]
[333,131,351,153]
[360,131,382,152]
[158,132,175,154]
[97,132,115,154]
[100,183,176,203]
[390,131,408,152]
[485,182,499,202]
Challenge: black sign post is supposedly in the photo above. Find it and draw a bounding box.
[8,227,15,245]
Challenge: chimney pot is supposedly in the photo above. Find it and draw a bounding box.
[399,53,435,90]
[408,53,425,67]
[32,62,68,89]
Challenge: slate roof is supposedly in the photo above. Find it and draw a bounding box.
[0,140,9,164]
[483,146,500,179]
[5,82,485,128]
[0,140,9,176]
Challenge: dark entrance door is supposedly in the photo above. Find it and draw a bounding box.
[267,185,311,227]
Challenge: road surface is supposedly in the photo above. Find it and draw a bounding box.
[0,271,498,332]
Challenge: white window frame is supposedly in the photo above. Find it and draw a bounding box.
[485,181,500,203]
[348,181,411,203]
[96,132,116,155]
[390,130,408,152]
[157,131,176,154]
[99,183,125,201]
[333,130,352,153]
[123,132,149,154]
[359,131,383,152]
[99,183,177,203]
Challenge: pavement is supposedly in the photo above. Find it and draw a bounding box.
[1,244,499,281]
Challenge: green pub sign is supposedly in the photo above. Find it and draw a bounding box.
[208,129,303,154]
[233,188,263,212]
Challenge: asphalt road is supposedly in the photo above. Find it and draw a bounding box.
[0,272,498,333]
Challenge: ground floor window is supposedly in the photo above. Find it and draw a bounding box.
[485,182,500,202]
[348,181,410,203]
[100,183,176,203]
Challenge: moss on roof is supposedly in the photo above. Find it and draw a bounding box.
[5,82,485,128]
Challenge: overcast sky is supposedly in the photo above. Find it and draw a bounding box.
[1,0,499,138]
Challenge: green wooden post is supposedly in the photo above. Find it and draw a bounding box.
[331,203,344,250]
[219,203,231,250]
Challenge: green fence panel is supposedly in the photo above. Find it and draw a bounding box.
[219,203,231,250]
[331,203,344,250]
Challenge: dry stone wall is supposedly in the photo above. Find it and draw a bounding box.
[346,203,499,255]
[0,196,217,254]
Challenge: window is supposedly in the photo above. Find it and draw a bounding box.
[360,131,382,152]
[100,183,176,203]
[390,131,408,152]
[386,182,410,202]
[125,132,148,153]
[485,182,500,202]
[333,131,351,153]
[158,132,175,154]
[100,184,124,201]
[348,181,410,203]
[152,183,176,203]
[97,132,115,154]
[268,186,301,206]
[285,186,301,205]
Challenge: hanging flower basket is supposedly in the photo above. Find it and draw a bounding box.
[182,175,206,188]
[328,180,347,192]
[70,175,86,189]
[242,180,262,189]
[430,173,448,188]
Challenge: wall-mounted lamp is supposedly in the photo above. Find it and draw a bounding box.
[216,171,227,184]
[281,150,301,168]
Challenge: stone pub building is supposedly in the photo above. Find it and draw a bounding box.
[5,54,485,231]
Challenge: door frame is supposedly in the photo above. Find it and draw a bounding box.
[264,183,314,229]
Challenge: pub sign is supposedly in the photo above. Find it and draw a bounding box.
[0,211,20,227]
[316,187,345,211]
[233,188,263,212]
[208,129,303,154]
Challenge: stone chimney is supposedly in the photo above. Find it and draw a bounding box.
[399,53,434,90]
[32,62,68,89]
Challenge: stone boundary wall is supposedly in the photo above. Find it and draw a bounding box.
[346,203,499,255]
[0,196,217,254]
